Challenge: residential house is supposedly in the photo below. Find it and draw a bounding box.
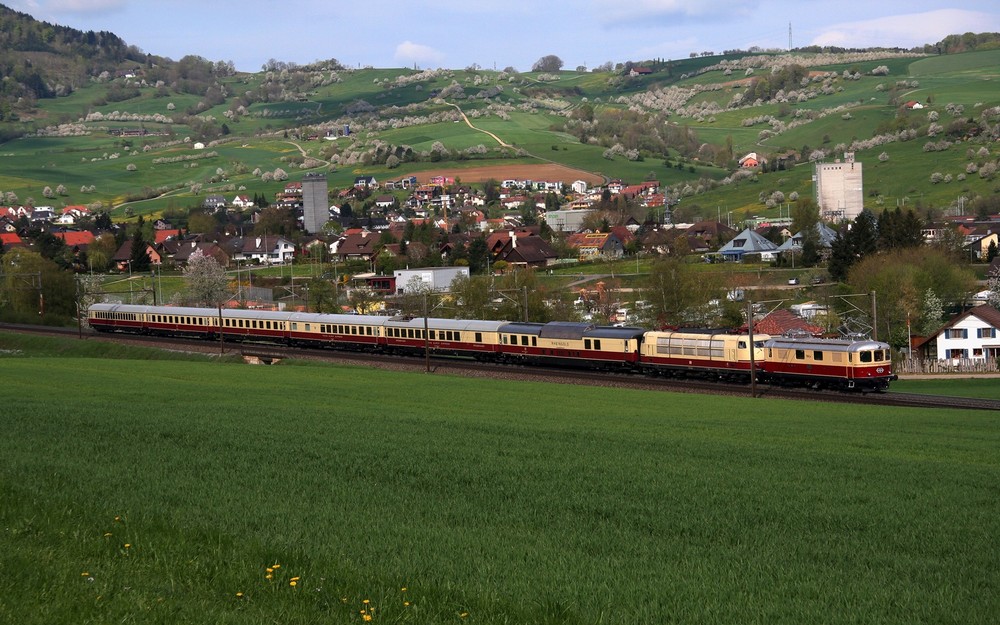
[354,175,378,189]
[0,232,25,248]
[685,220,737,248]
[335,230,381,263]
[30,206,55,222]
[173,240,229,267]
[738,152,760,168]
[494,232,557,268]
[53,230,95,250]
[202,194,227,210]
[750,309,823,336]
[112,240,162,271]
[716,227,779,262]
[239,236,296,264]
[231,194,255,210]
[916,305,1000,362]
[154,229,181,244]
[628,66,653,77]
[776,222,839,256]
[55,206,90,226]
[565,232,625,259]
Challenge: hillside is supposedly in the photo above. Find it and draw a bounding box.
[0,7,998,225]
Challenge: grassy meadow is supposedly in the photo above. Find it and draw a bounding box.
[2,333,998,624]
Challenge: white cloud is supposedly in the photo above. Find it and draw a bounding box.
[812,9,1000,48]
[393,41,446,66]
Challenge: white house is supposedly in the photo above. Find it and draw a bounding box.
[238,236,296,264]
[231,195,255,210]
[918,305,1000,362]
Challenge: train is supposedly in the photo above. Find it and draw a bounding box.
[87,303,897,392]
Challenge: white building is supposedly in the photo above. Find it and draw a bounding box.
[918,305,1000,362]
[544,209,595,232]
[393,266,469,294]
[814,152,864,222]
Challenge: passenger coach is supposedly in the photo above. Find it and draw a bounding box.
[382,317,505,359]
[497,321,645,369]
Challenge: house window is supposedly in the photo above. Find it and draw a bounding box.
[973,348,984,357]
[977,328,996,339]
[947,328,968,339]
[947,349,968,359]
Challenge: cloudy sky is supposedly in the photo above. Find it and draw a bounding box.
[8,0,1000,72]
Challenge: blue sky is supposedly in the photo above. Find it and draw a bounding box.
[8,0,1000,72]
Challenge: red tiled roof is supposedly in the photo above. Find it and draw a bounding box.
[54,231,95,247]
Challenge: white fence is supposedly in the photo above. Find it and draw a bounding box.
[895,358,999,374]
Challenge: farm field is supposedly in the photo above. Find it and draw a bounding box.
[893,377,1000,400]
[2,334,998,624]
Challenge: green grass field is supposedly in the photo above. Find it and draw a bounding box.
[2,333,998,624]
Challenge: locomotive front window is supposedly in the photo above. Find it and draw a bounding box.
[874,349,885,361]
[860,351,873,363]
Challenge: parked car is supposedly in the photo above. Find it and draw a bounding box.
[788,277,799,285]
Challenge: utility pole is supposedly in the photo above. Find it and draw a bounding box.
[747,298,756,398]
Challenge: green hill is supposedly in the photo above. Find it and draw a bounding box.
[0,7,998,224]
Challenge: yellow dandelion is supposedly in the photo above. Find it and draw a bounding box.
[81,572,90,577]
[272,564,281,569]
[401,586,407,592]
[265,574,273,580]
[363,599,370,605]
[362,615,372,622]
[235,592,244,598]
[404,601,411,607]
[124,543,131,549]
[104,532,112,537]
[460,612,469,618]
[289,581,297,587]
[341,597,348,603]
[290,576,300,582]
[266,567,273,573]
[114,516,121,522]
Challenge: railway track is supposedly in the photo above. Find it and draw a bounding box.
[4,322,998,411]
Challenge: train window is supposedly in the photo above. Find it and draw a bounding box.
[814,351,823,361]
[874,349,885,361]
[291,323,297,330]
[594,339,601,350]
[532,337,537,347]
[860,351,872,363]
[584,339,591,350]
[795,349,805,360]
[519,336,528,346]
[475,332,482,343]
[406,329,413,339]
[738,341,747,349]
